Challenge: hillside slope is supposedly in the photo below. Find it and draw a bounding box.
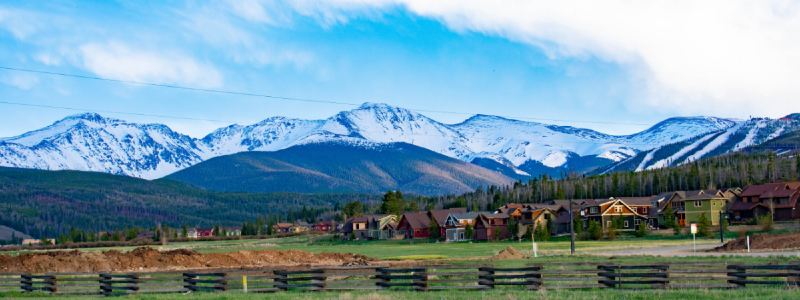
[166,142,515,196]
[0,167,379,238]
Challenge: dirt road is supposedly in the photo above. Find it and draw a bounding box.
[602,244,800,257]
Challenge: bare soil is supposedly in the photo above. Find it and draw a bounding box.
[714,232,800,252]
[489,246,529,261]
[0,247,381,273]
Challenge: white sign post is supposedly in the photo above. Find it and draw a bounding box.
[690,223,697,252]
[532,226,537,258]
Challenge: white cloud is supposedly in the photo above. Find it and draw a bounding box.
[0,73,39,90]
[79,41,222,88]
[281,0,800,118]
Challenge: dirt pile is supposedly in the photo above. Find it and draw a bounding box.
[0,247,377,273]
[714,232,800,252]
[490,247,529,261]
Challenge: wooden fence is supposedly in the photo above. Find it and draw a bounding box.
[0,261,798,296]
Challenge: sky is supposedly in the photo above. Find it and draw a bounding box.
[1,0,799,138]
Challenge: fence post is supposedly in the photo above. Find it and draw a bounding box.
[526,265,542,291]
[46,275,57,295]
[415,266,428,292]
[727,265,745,289]
[183,273,197,292]
[657,264,669,290]
[375,267,386,290]
[788,262,800,288]
[274,270,289,292]
[21,274,32,293]
[216,273,227,292]
[479,266,495,289]
[598,265,615,289]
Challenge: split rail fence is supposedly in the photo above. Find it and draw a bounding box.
[0,261,798,296]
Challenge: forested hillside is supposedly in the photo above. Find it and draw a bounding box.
[0,167,380,239]
[414,151,800,213]
[167,142,514,196]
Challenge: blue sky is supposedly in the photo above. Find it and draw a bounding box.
[1,1,799,138]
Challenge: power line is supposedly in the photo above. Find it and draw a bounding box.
[0,101,240,123]
[0,66,652,126]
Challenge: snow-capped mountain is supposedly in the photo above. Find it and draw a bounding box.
[597,117,800,174]
[0,113,204,179]
[1,102,766,180]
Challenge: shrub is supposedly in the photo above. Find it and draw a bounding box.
[672,222,682,235]
[607,227,618,240]
[758,213,774,233]
[698,213,711,237]
[635,223,647,237]
[737,229,747,239]
[588,221,603,240]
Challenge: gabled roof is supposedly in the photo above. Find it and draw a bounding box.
[429,208,467,225]
[400,212,431,230]
[681,194,728,201]
[730,200,769,211]
[739,183,785,197]
[274,223,293,228]
[615,197,654,206]
[585,199,645,218]
[759,188,798,198]
[786,182,800,189]
[450,212,483,220]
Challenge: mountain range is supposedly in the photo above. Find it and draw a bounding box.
[1,103,798,193]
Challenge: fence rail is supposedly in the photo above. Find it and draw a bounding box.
[0,261,798,296]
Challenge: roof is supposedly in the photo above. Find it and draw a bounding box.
[554,211,573,224]
[222,226,242,231]
[352,216,369,223]
[504,203,526,209]
[429,208,467,225]
[295,221,311,227]
[339,218,354,233]
[315,220,336,226]
[739,183,785,197]
[616,197,653,206]
[275,223,293,228]
[400,212,431,230]
[759,188,798,198]
[681,194,728,201]
[786,182,800,189]
[450,212,483,220]
[483,212,510,219]
[730,200,768,211]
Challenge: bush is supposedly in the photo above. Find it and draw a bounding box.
[588,221,603,240]
[738,229,748,239]
[758,213,774,233]
[635,223,647,237]
[607,226,618,240]
[672,222,682,235]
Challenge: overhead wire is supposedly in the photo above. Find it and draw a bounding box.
[0,66,651,126]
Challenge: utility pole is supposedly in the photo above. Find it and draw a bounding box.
[719,212,724,244]
[570,199,575,255]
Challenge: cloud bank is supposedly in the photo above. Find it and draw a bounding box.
[269,0,800,117]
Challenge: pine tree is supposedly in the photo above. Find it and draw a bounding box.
[464,224,473,240]
[182,224,188,238]
[698,213,711,237]
[494,226,502,241]
[429,219,440,240]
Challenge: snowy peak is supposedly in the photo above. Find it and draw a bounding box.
[1,102,786,181]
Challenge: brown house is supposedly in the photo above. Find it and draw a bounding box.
[731,182,800,222]
[474,213,510,241]
[397,212,431,239]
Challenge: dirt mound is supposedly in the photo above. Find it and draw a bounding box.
[0,247,378,273]
[490,247,529,261]
[715,232,800,252]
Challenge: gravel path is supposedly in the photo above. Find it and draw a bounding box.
[602,244,800,257]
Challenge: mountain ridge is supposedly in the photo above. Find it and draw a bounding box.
[2,103,782,182]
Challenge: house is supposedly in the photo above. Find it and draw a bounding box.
[443,212,482,242]
[582,199,647,231]
[518,207,555,238]
[350,216,370,239]
[221,226,242,236]
[731,183,800,221]
[428,208,467,237]
[397,212,431,239]
[137,231,156,239]
[185,228,198,238]
[273,223,293,233]
[680,194,730,226]
[196,227,215,237]
[474,212,510,241]
[311,221,337,232]
[496,204,526,221]
[365,214,397,239]
[616,197,657,226]
[292,221,311,233]
[21,238,55,246]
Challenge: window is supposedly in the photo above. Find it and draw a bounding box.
[643,207,648,213]
[615,206,621,213]
[635,219,640,225]
[607,221,612,228]
[695,201,702,207]
[459,232,464,240]
[624,221,629,228]
[590,207,598,213]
